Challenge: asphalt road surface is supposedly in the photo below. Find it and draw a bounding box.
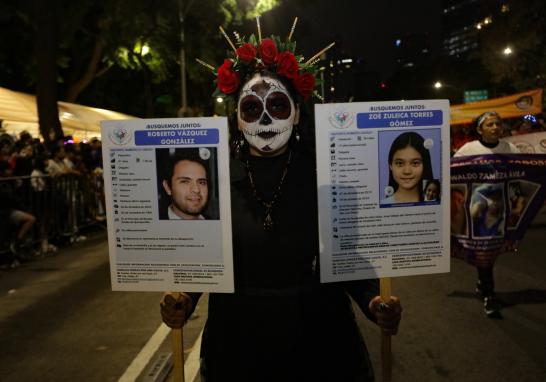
[1,226,545,382]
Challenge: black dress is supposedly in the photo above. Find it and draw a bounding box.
[193,148,379,382]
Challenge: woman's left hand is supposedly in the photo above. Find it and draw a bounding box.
[369,296,402,335]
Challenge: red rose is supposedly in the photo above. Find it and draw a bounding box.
[275,51,299,79]
[259,38,277,66]
[217,59,240,94]
[293,72,316,99]
[236,43,256,63]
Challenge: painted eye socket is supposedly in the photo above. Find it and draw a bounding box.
[240,95,264,123]
[266,92,291,120]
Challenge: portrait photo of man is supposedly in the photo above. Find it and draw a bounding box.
[156,147,219,220]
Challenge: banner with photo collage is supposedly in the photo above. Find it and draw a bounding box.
[450,154,546,264]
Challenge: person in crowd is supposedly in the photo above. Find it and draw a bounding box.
[0,160,37,267]
[424,179,441,201]
[30,154,57,255]
[454,111,520,318]
[381,131,433,204]
[62,144,82,176]
[454,112,518,156]
[160,34,402,381]
[13,143,35,177]
[46,146,70,177]
[46,145,84,241]
[160,151,210,220]
[89,138,103,170]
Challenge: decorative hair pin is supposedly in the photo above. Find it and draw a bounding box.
[196,17,334,100]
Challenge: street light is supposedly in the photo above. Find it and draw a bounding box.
[178,0,196,117]
[503,46,513,55]
[141,44,150,56]
[434,81,443,89]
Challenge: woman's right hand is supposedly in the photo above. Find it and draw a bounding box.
[160,292,193,329]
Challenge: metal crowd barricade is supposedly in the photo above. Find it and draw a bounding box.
[0,171,105,254]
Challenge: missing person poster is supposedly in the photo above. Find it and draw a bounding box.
[101,118,233,292]
[315,100,450,282]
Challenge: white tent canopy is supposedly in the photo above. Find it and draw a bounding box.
[0,87,135,141]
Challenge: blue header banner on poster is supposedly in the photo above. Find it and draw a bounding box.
[135,129,219,145]
[357,110,443,129]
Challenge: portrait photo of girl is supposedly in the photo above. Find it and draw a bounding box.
[424,179,441,201]
[379,130,440,206]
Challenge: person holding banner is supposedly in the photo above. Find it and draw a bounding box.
[454,112,518,156]
[454,111,520,317]
[161,26,402,381]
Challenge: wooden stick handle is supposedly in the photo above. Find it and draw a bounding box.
[380,277,392,382]
[172,328,185,382]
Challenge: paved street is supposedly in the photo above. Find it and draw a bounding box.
[0,230,164,382]
[1,226,545,382]
[359,224,546,382]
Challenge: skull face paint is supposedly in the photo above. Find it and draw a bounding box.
[238,74,299,156]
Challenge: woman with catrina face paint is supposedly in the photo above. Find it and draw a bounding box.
[161,32,402,381]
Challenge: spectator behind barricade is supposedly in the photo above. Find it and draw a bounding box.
[18,130,33,146]
[0,138,12,165]
[63,144,82,176]
[89,138,103,170]
[47,146,67,176]
[79,140,105,221]
[13,143,35,177]
[46,145,73,242]
[30,154,58,255]
[47,146,79,177]
[0,159,37,267]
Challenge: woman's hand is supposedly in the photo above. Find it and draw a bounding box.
[160,292,193,329]
[369,296,402,335]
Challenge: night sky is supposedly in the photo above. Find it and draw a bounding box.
[251,0,442,77]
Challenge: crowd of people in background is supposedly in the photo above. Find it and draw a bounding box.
[450,113,546,155]
[0,128,105,269]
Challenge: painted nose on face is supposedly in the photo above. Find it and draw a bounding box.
[259,112,272,125]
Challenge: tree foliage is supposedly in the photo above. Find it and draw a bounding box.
[0,0,285,123]
[479,0,546,91]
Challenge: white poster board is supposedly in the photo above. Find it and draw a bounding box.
[101,117,233,292]
[315,100,450,282]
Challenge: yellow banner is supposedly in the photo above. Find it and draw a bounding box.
[451,89,543,125]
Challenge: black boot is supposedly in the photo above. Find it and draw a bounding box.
[476,267,502,318]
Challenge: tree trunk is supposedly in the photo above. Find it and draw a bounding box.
[64,37,110,103]
[34,0,63,144]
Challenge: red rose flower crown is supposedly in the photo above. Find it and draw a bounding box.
[196,17,334,101]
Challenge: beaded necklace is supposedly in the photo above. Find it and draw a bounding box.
[245,150,292,230]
